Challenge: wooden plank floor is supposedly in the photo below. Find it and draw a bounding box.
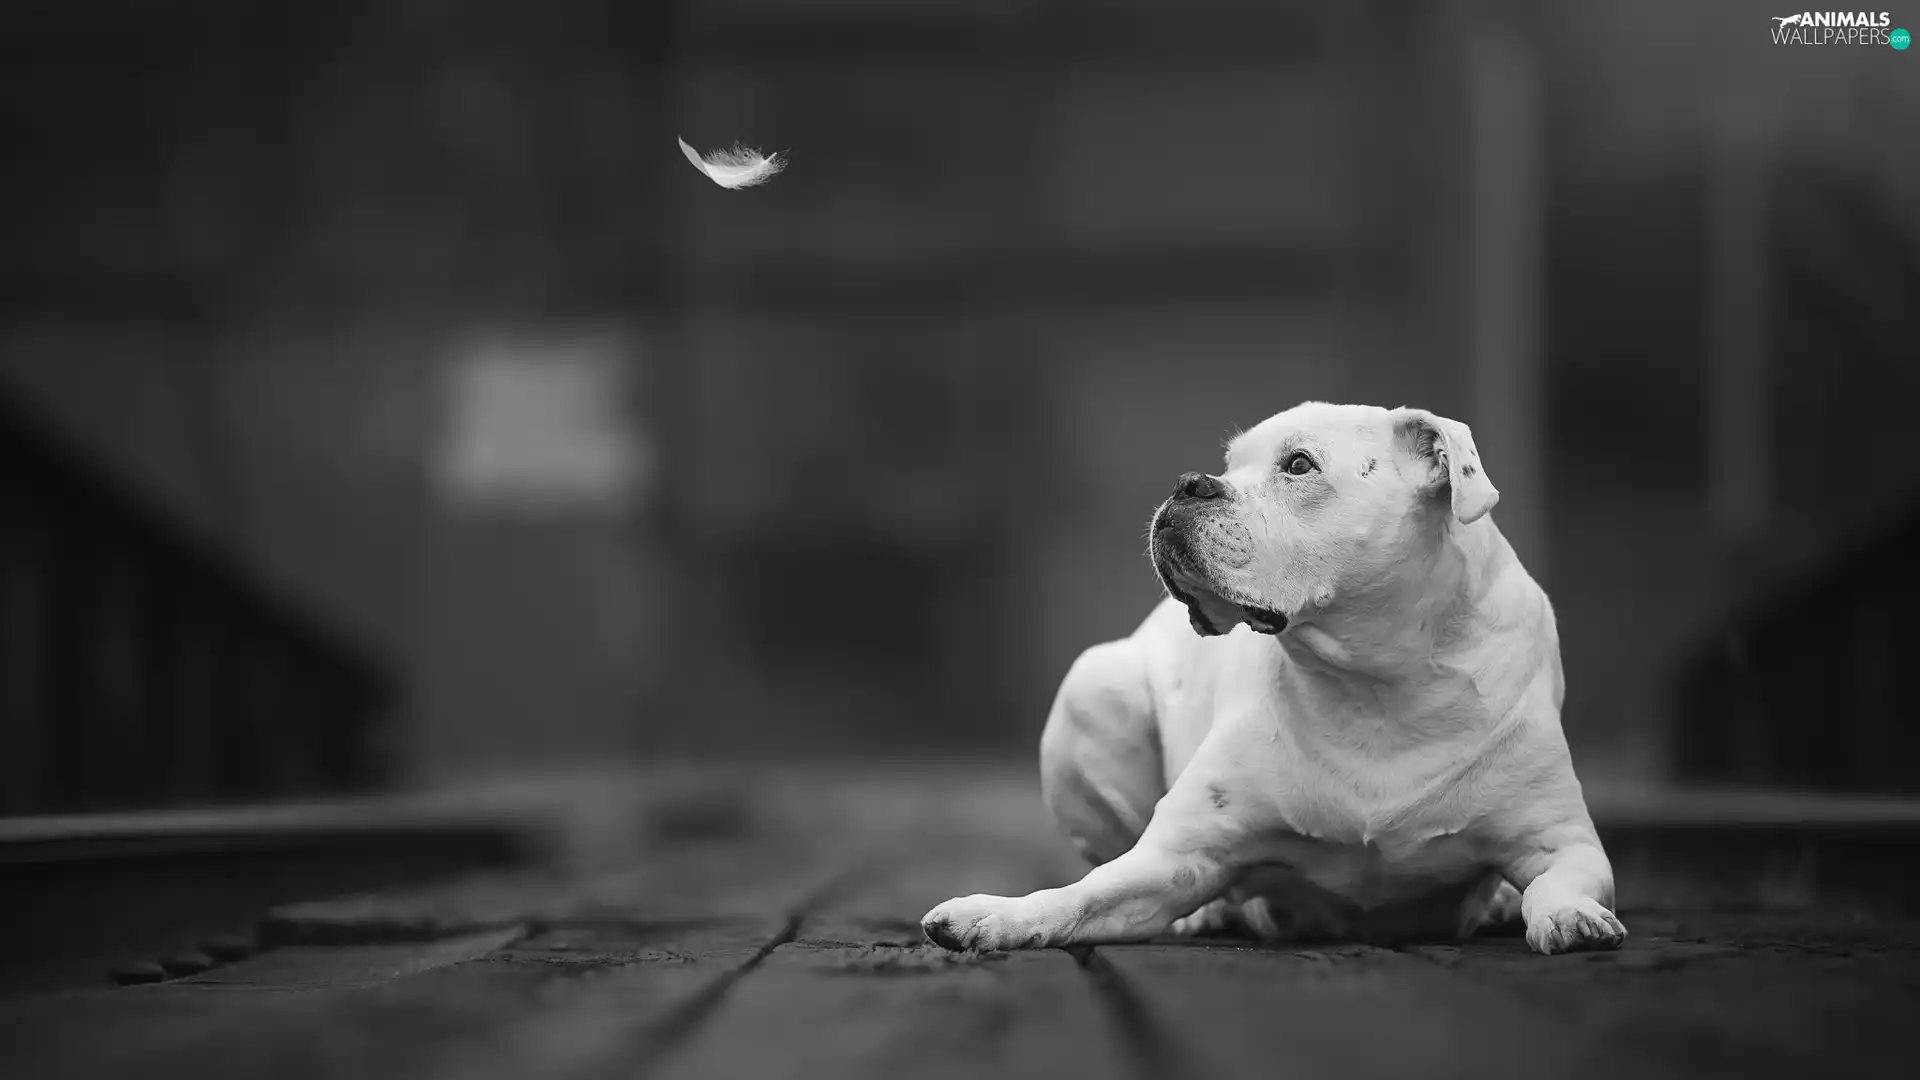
[4,763,1918,1079]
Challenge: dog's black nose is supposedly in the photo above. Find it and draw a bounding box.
[1175,472,1226,501]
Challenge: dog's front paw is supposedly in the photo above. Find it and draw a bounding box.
[921,894,1056,952]
[1525,896,1626,955]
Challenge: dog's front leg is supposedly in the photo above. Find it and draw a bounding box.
[921,778,1241,952]
[921,843,1230,951]
[1500,817,1626,955]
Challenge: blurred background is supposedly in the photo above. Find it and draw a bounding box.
[2,0,1918,821]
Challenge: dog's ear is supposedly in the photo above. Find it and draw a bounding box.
[1392,409,1500,524]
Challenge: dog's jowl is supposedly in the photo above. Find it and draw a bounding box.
[922,401,1624,956]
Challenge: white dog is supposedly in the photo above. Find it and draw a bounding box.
[922,402,1623,956]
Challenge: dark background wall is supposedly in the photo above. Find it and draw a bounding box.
[2,0,1915,803]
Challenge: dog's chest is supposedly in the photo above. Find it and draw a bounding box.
[1262,826,1481,902]
[1249,786,1491,907]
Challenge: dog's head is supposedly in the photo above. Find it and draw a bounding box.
[1149,402,1499,638]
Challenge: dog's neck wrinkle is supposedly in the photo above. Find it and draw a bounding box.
[1275,521,1514,751]
[1289,520,1494,676]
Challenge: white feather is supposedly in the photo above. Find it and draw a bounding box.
[677,136,786,190]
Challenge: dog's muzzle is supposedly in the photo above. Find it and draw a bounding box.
[1151,484,1288,638]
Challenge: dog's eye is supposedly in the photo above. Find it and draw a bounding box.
[1282,452,1317,476]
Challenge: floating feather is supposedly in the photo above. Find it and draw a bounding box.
[677,136,786,190]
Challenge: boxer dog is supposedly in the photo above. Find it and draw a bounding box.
[922,402,1623,956]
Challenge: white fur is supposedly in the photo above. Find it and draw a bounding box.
[922,402,1622,956]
